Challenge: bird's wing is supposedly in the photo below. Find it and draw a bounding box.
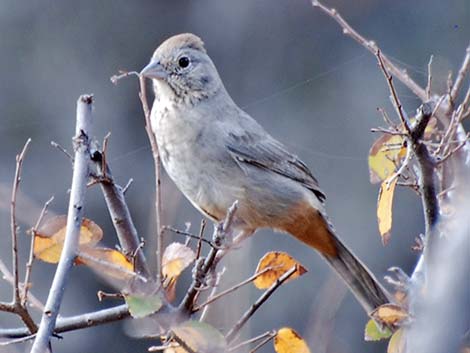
[225,129,326,202]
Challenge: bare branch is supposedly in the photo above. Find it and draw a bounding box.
[163,226,213,247]
[91,150,150,276]
[225,265,298,343]
[31,94,94,353]
[11,139,32,305]
[139,75,163,282]
[376,50,412,135]
[23,196,54,306]
[450,44,470,105]
[179,202,238,314]
[426,55,434,100]
[311,0,427,101]
[228,330,276,352]
[0,260,44,312]
[50,141,74,164]
[193,266,273,312]
[0,304,130,339]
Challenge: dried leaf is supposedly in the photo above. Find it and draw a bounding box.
[371,304,409,327]
[77,247,134,280]
[253,251,307,289]
[364,319,393,341]
[368,135,406,184]
[33,215,103,263]
[125,293,163,319]
[377,178,398,245]
[274,327,311,353]
[387,328,406,353]
[172,320,227,353]
[162,243,196,279]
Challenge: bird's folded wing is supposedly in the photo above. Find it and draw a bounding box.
[226,131,326,202]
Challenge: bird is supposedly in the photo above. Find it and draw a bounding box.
[140,33,390,315]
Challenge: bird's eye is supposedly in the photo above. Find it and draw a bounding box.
[178,56,190,68]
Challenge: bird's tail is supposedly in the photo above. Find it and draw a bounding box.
[322,232,391,314]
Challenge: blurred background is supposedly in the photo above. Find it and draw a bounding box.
[0,0,469,352]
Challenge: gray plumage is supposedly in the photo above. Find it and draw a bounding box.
[141,33,390,315]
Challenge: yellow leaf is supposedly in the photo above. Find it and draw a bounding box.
[162,243,196,280]
[253,252,307,289]
[274,327,311,353]
[377,178,397,245]
[33,215,103,263]
[387,328,406,353]
[371,304,409,327]
[77,247,135,280]
[368,135,406,184]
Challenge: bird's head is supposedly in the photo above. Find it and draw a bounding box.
[140,33,223,104]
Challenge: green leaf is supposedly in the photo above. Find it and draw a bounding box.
[364,319,393,341]
[172,320,227,353]
[125,294,162,318]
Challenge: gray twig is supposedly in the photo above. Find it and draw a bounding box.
[225,265,298,344]
[228,330,276,352]
[11,139,32,306]
[91,150,150,276]
[139,75,163,282]
[0,304,130,338]
[23,196,54,306]
[30,94,93,353]
[450,44,470,106]
[178,202,238,314]
[311,0,427,101]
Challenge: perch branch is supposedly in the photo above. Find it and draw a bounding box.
[30,94,93,353]
[139,75,163,282]
[178,202,238,314]
[91,150,150,276]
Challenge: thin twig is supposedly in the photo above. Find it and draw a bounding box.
[101,132,111,179]
[225,265,298,343]
[0,260,44,312]
[198,267,225,322]
[376,50,412,135]
[11,139,32,305]
[122,178,133,194]
[386,140,412,187]
[196,219,206,259]
[50,141,74,163]
[31,94,94,353]
[0,334,36,346]
[426,55,434,100]
[193,266,274,312]
[110,70,139,85]
[450,44,470,106]
[163,226,213,247]
[311,0,427,101]
[228,330,276,352]
[139,75,163,282]
[179,202,238,314]
[23,196,54,306]
[370,127,406,136]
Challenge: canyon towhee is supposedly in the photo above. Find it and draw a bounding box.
[141,33,390,314]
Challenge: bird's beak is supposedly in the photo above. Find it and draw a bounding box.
[140,60,168,80]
